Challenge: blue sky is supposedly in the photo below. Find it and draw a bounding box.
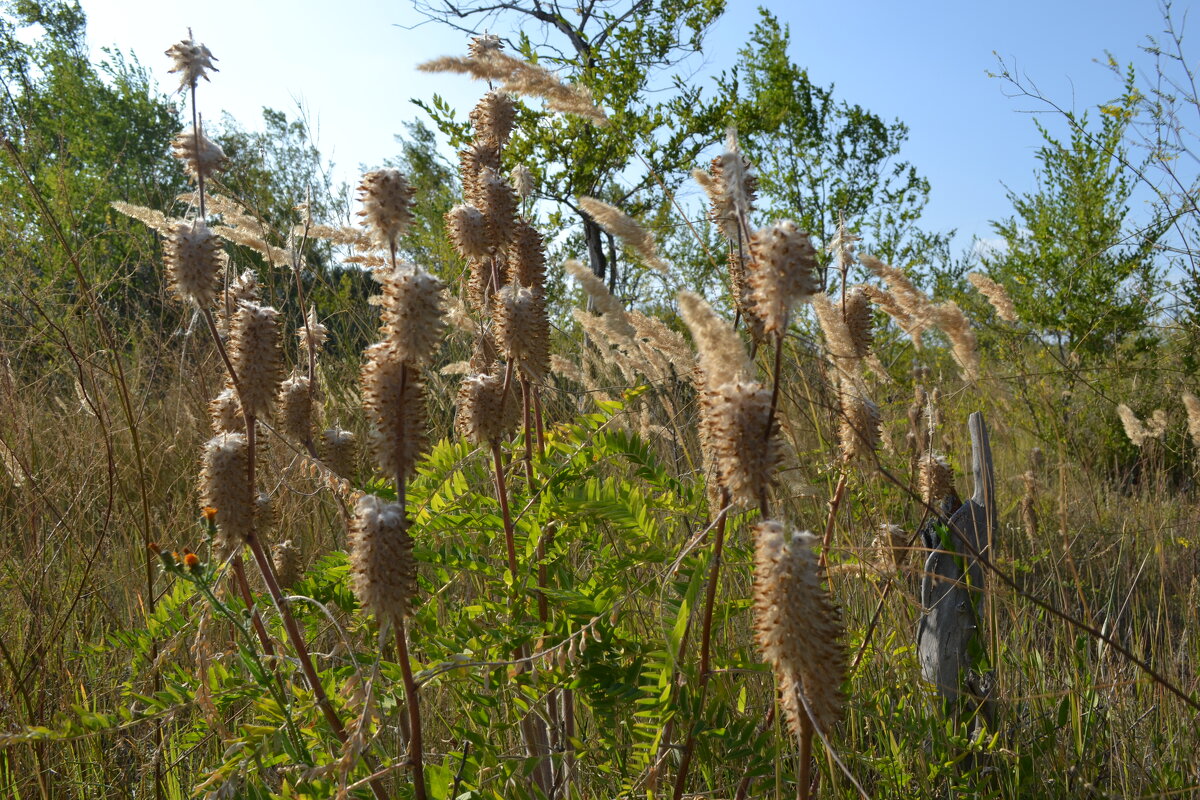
[78,0,1181,255]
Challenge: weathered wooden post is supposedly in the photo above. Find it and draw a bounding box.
[917,411,996,728]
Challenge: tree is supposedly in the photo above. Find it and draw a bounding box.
[981,105,1163,361]
[719,8,946,282]
[414,0,726,291]
[0,0,183,317]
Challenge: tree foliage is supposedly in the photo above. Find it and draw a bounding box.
[719,8,947,280]
[981,104,1162,360]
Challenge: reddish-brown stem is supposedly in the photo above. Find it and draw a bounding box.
[490,440,521,584]
[671,495,729,800]
[395,616,428,800]
[818,472,849,570]
[230,556,275,659]
[798,713,814,800]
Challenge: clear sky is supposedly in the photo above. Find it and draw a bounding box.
[77,0,1181,254]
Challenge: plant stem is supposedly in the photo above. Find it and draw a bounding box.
[395,615,428,800]
[671,493,729,800]
[818,472,849,570]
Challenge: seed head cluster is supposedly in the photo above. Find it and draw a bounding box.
[200,433,253,555]
[172,125,227,182]
[748,220,818,334]
[752,521,846,738]
[358,168,415,253]
[349,495,418,620]
[165,220,223,307]
[229,302,283,419]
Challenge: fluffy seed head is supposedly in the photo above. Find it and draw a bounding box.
[165,37,217,91]
[372,266,446,366]
[446,204,491,260]
[839,389,881,463]
[321,427,357,479]
[272,539,301,589]
[455,370,517,445]
[507,219,546,289]
[361,344,428,484]
[298,307,328,362]
[470,90,516,147]
[678,291,754,388]
[919,452,955,506]
[358,168,414,252]
[209,387,244,433]
[703,133,757,239]
[200,433,253,555]
[1183,391,1200,449]
[229,303,282,418]
[217,269,261,337]
[843,287,874,359]
[349,495,418,619]
[510,164,535,198]
[967,272,1018,323]
[165,220,223,307]
[749,221,819,333]
[1118,404,1168,447]
[476,168,519,250]
[278,375,313,442]
[459,142,501,204]
[752,521,846,737]
[873,524,908,569]
[495,283,550,381]
[172,126,227,182]
[704,381,781,506]
[468,33,503,58]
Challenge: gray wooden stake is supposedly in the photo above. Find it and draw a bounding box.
[917,411,996,719]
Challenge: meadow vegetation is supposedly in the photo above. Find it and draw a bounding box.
[0,2,1198,799]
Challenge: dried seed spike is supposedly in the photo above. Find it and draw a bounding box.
[172,125,228,182]
[838,388,881,463]
[703,130,757,240]
[495,283,550,381]
[321,427,357,479]
[967,271,1018,322]
[843,286,874,359]
[752,521,846,738]
[919,452,955,506]
[209,387,244,434]
[278,375,313,443]
[372,265,446,366]
[476,167,518,251]
[349,495,418,619]
[455,370,517,445]
[229,302,283,419]
[459,142,501,204]
[200,433,253,556]
[361,343,428,484]
[677,291,754,388]
[446,204,491,260]
[165,37,218,91]
[358,168,415,253]
[510,164,535,198]
[578,196,668,274]
[272,539,301,589]
[748,220,819,334]
[507,219,546,289]
[704,380,781,506]
[470,90,516,147]
[165,220,223,307]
